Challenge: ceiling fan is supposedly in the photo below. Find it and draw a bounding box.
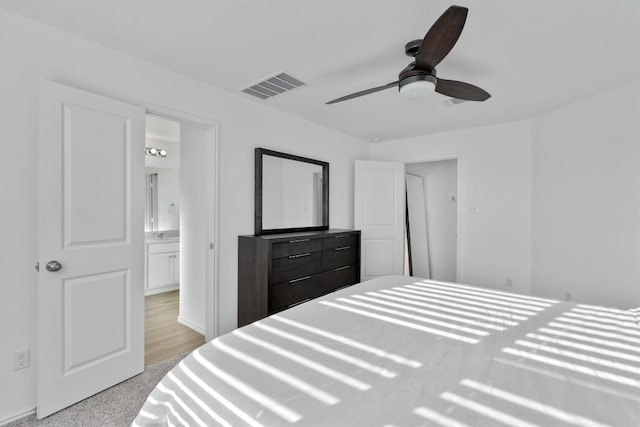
[326,5,490,105]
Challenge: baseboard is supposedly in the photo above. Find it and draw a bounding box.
[177,316,205,335]
[0,407,36,426]
[144,284,179,296]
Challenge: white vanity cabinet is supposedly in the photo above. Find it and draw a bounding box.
[146,241,180,294]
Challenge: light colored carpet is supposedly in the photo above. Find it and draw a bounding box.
[8,353,186,427]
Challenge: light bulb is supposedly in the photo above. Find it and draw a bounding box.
[399,80,436,98]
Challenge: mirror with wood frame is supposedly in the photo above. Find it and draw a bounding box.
[255,148,329,235]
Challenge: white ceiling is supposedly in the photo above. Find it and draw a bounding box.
[2,0,638,142]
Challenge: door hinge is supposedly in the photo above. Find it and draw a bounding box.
[35,262,40,272]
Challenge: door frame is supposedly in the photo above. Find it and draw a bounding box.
[404,155,461,283]
[140,102,220,341]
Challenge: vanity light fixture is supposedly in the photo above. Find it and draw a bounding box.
[145,147,167,158]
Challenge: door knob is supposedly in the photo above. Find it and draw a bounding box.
[45,260,62,272]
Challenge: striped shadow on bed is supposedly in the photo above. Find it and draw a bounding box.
[134,276,639,427]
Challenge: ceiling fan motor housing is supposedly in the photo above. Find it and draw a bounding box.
[404,39,423,57]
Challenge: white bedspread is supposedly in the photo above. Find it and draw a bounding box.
[134,276,640,427]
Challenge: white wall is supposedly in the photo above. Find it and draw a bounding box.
[371,79,640,311]
[532,78,640,308]
[406,160,458,282]
[0,9,368,421]
[156,168,180,231]
[370,120,533,295]
[178,123,207,332]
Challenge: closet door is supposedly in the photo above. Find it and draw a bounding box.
[354,160,405,281]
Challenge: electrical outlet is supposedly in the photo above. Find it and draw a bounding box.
[505,278,513,288]
[565,291,572,301]
[13,349,30,371]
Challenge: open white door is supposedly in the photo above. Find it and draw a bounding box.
[37,81,145,418]
[354,160,405,281]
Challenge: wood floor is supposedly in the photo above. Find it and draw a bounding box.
[145,290,205,366]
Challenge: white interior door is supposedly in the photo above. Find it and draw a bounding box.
[37,81,145,418]
[354,160,405,281]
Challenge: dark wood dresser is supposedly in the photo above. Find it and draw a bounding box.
[238,229,361,327]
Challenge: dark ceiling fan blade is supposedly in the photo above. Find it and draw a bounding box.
[435,78,491,101]
[415,6,468,72]
[326,81,399,104]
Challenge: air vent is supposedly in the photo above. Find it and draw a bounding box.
[242,73,306,100]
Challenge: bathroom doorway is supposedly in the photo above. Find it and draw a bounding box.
[143,113,218,365]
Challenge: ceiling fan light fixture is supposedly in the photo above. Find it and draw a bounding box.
[325,6,490,105]
[399,75,436,98]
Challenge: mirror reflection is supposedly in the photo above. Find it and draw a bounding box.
[145,167,179,232]
[262,155,324,230]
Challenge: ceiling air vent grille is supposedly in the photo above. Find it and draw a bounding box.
[242,73,306,100]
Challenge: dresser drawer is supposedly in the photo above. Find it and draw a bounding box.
[271,251,322,284]
[322,233,359,250]
[238,230,361,326]
[322,245,358,270]
[269,265,359,312]
[272,238,322,259]
[268,274,324,312]
[318,264,359,295]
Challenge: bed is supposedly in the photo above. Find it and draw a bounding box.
[133,275,640,426]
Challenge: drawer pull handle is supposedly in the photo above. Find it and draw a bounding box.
[334,246,351,251]
[289,239,311,243]
[334,265,350,271]
[289,275,311,284]
[288,253,311,259]
[334,235,350,238]
[289,298,311,308]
